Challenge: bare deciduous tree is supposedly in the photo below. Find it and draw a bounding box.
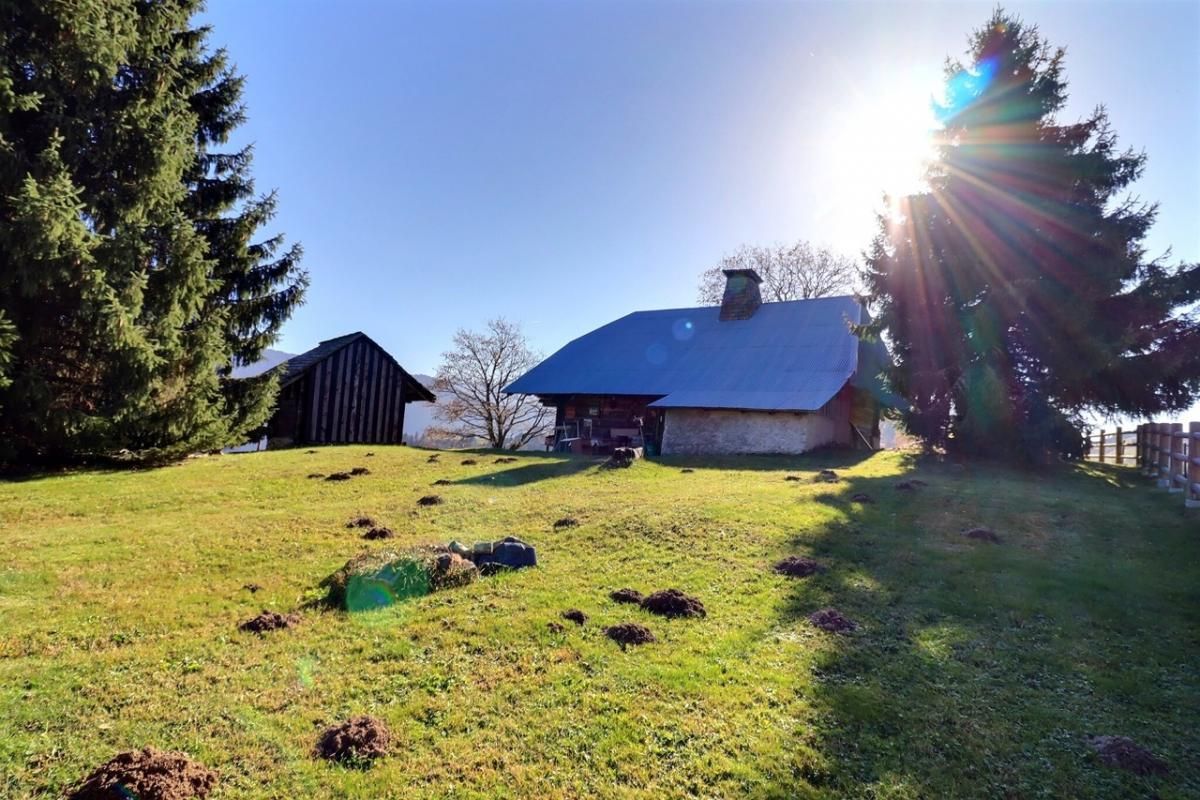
[697,242,858,304]
[431,319,551,450]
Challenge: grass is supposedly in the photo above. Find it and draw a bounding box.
[0,447,1197,799]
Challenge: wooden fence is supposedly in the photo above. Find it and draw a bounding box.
[1094,423,1200,509]
[1083,427,1138,465]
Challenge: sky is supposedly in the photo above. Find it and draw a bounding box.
[201,0,1200,376]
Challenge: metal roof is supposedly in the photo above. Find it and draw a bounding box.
[505,296,876,412]
[273,332,435,402]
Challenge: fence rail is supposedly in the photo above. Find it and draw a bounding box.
[1096,422,1200,510]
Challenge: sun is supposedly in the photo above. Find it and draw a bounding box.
[814,70,943,248]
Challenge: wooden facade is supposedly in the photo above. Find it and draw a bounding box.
[267,332,433,447]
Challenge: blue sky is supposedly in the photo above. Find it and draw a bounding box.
[202,0,1200,375]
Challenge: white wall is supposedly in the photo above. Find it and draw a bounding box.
[661,408,836,455]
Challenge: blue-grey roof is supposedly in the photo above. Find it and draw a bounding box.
[505,296,878,412]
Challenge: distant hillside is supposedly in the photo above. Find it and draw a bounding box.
[231,349,294,379]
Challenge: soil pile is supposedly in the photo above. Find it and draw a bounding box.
[325,472,352,482]
[429,552,479,590]
[964,527,1000,543]
[553,517,578,530]
[349,467,370,476]
[680,468,695,474]
[67,747,217,800]
[774,556,824,578]
[239,611,300,633]
[604,622,656,647]
[784,475,801,482]
[306,473,324,480]
[426,454,440,463]
[495,456,518,464]
[561,609,587,625]
[851,493,873,504]
[242,583,261,593]
[894,479,928,491]
[816,469,839,483]
[346,516,376,529]
[362,527,394,540]
[808,607,857,634]
[416,495,443,507]
[641,589,706,618]
[315,716,391,765]
[461,459,478,466]
[610,588,644,605]
[432,479,452,486]
[1086,736,1168,775]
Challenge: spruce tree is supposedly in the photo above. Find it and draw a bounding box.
[862,10,1200,460]
[0,1,305,463]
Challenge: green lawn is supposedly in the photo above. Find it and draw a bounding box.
[1,447,1196,798]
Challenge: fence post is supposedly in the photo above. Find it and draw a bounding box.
[1168,423,1185,493]
[1188,422,1200,509]
[1158,423,1173,488]
[1115,426,1123,465]
[1136,424,1145,470]
[1098,428,1106,463]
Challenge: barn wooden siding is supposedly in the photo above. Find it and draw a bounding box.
[297,337,409,444]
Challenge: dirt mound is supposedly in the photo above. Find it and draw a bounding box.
[67,746,217,800]
[895,479,928,491]
[461,459,478,465]
[553,517,578,530]
[815,469,839,483]
[315,715,391,766]
[851,493,873,504]
[547,621,565,633]
[365,452,375,457]
[774,556,824,578]
[610,588,644,604]
[426,454,440,463]
[494,456,518,464]
[239,610,300,633]
[362,527,394,540]
[431,479,452,486]
[680,468,694,474]
[325,472,352,482]
[809,607,857,634]
[561,609,587,625]
[305,449,318,454]
[605,622,656,647]
[346,516,377,529]
[306,473,324,479]
[964,527,1000,543]
[242,583,261,593]
[416,495,443,507]
[784,475,801,482]
[1086,735,1168,775]
[641,589,706,618]
[349,467,370,476]
[429,552,479,590]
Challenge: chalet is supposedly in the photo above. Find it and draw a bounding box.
[504,269,889,456]
[266,332,434,447]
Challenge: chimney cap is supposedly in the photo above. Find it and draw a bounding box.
[721,268,762,284]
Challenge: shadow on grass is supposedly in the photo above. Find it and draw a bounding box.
[764,460,1193,798]
[450,455,600,487]
[655,446,878,473]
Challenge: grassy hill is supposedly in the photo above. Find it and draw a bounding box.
[1,447,1196,798]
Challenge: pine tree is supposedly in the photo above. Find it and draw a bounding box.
[862,10,1200,460]
[0,1,305,463]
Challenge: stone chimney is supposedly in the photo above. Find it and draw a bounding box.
[718,268,763,321]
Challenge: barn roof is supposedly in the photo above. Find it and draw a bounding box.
[505,296,886,412]
[274,332,435,402]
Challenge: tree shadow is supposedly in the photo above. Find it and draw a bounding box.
[762,460,1192,797]
[450,455,600,487]
[655,446,879,473]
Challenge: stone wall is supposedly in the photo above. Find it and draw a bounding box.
[660,409,837,455]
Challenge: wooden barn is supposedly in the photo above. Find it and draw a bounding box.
[265,332,434,447]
